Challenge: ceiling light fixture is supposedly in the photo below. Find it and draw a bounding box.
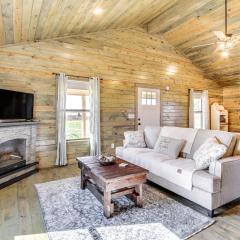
[166,65,177,75]
[93,8,103,15]
[221,51,229,58]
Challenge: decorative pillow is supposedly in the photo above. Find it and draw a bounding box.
[193,137,227,170]
[154,136,186,158]
[124,130,146,148]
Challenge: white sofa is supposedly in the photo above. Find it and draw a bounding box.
[116,126,240,217]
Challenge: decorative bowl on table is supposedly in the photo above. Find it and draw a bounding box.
[97,154,116,166]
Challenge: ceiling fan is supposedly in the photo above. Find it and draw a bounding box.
[192,0,240,50]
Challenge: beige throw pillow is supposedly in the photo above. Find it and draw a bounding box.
[124,130,146,148]
[154,136,186,158]
[193,137,227,170]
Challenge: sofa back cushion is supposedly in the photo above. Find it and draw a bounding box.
[154,136,186,158]
[159,126,198,154]
[188,129,237,159]
[144,126,162,149]
[233,133,240,156]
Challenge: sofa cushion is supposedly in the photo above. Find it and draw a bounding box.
[144,126,161,149]
[124,130,146,148]
[154,136,186,158]
[189,129,237,159]
[160,126,198,154]
[136,152,172,169]
[120,147,153,163]
[159,158,221,193]
[193,137,227,170]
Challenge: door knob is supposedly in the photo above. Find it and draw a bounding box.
[138,123,141,125]
[138,118,141,121]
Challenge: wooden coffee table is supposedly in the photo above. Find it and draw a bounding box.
[77,156,148,218]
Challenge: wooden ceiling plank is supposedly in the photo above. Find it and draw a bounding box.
[34,0,52,40]
[61,0,88,35]
[1,0,14,44]
[21,0,33,41]
[28,0,43,41]
[79,0,131,34]
[148,0,215,34]
[59,0,89,36]
[0,1,6,44]
[13,0,22,43]
[47,0,69,38]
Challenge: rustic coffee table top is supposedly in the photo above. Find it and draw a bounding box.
[77,156,148,183]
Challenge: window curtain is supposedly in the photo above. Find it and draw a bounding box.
[189,88,194,128]
[89,77,101,156]
[202,90,210,129]
[56,73,68,166]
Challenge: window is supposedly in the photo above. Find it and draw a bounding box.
[190,90,209,129]
[141,91,157,105]
[193,95,203,129]
[66,81,90,140]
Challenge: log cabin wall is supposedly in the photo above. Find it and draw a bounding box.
[0,28,222,168]
[223,86,240,133]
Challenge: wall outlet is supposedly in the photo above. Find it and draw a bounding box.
[111,143,115,149]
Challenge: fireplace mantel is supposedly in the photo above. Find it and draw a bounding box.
[0,121,39,128]
[0,121,39,188]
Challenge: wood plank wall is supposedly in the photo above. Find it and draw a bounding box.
[223,86,240,133]
[0,28,222,168]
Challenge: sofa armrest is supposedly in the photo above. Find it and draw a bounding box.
[209,155,240,178]
[209,155,240,205]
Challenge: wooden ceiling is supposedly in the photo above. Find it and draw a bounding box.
[148,0,240,86]
[0,0,175,45]
[0,0,239,86]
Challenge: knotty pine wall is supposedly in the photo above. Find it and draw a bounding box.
[0,28,222,168]
[223,86,240,133]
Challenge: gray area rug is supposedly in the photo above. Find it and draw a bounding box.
[35,177,214,240]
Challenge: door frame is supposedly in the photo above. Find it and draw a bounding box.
[135,83,162,130]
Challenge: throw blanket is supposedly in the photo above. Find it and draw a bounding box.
[160,127,198,154]
[152,158,197,190]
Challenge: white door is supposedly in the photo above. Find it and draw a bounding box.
[137,87,160,130]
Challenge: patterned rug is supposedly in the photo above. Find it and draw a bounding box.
[35,177,215,240]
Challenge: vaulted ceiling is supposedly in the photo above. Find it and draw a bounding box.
[0,0,239,86]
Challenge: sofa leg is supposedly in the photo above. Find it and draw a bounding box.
[207,210,214,218]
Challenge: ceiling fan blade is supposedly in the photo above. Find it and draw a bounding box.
[213,31,226,41]
[191,42,216,48]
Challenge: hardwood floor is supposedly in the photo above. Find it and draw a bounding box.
[0,164,240,240]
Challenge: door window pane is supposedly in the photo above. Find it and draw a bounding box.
[141,91,157,106]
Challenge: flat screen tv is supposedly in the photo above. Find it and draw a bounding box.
[0,89,34,122]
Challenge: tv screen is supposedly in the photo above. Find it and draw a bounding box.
[0,89,34,121]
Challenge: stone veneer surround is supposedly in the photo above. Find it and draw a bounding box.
[0,123,37,164]
[0,122,38,187]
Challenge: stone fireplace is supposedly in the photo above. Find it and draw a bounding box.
[0,122,38,188]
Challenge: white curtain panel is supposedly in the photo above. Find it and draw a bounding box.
[56,73,68,166]
[202,90,210,129]
[89,77,101,156]
[189,88,194,128]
